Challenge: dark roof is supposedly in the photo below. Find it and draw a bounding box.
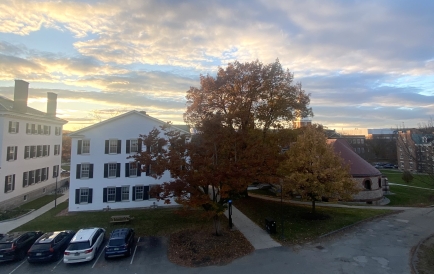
[0,95,67,123]
[0,232,26,243]
[327,138,381,177]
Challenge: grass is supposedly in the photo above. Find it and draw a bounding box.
[234,197,391,245]
[387,185,434,206]
[248,189,277,197]
[416,239,434,274]
[0,194,64,221]
[381,169,434,189]
[12,200,210,236]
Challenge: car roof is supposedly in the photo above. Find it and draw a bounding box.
[110,228,131,239]
[0,232,26,243]
[71,228,99,242]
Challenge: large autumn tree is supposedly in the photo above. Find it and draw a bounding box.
[278,125,359,215]
[133,59,312,235]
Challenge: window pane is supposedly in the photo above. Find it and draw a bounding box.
[136,186,144,200]
[81,164,90,178]
[82,140,90,153]
[121,186,129,201]
[108,163,117,177]
[107,187,116,202]
[129,162,137,176]
[109,140,117,154]
[130,139,138,153]
[80,189,89,203]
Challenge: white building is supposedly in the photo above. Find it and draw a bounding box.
[0,80,67,210]
[68,111,189,212]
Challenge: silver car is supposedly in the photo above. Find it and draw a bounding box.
[63,228,105,263]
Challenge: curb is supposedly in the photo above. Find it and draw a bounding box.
[0,209,35,223]
[410,232,434,274]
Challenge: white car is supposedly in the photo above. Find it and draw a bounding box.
[63,228,105,263]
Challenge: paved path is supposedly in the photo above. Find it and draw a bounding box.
[0,191,69,233]
[248,193,415,210]
[225,205,281,250]
[389,182,434,191]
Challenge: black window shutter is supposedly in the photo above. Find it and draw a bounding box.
[16,122,19,133]
[47,167,49,180]
[23,172,26,187]
[77,140,82,155]
[24,146,27,158]
[8,121,12,132]
[76,164,81,179]
[104,164,108,178]
[138,138,142,152]
[4,176,7,193]
[103,188,107,203]
[12,175,15,190]
[132,186,136,201]
[105,140,109,154]
[88,189,93,203]
[117,140,121,154]
[48,145,50,156]
[6,147,10,161]
[14,146,17,160]
[146,164,150,176]
[116,187,122,202]
[75,189,80,204]
[116,163,121,177]
[35,169,40,183]
[89,164,94,178]
[125,163,130,177]
[137,163,141,177]
[126,140,130,154]
[144,186,149,200]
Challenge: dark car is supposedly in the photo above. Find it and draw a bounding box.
[0,231,43,262]
[27,230,75,263]
[104,228,135,259]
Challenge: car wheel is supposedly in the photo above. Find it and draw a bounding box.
[127,246,132,257]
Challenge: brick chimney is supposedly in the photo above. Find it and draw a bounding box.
[46,92,57,117]
[13,80,29,113]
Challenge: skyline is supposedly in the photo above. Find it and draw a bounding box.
[0,0,433,131]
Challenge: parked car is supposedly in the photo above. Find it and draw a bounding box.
[383,164,395,169]
[0,231,43,262]
[27,230,75,263]
[104,228,135,259]
[61,169,70,175]
[63,228,105,263]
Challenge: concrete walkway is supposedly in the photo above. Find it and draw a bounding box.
[389,182,434,191]
[0,191,69,234]
[248,193,415,210]
[225,205,281,250]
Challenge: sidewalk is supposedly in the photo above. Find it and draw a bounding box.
[225,205,281,250]
[248,193,415,210]
[389,182,434,191]
[0,191,69,234]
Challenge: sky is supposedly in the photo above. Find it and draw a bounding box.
[0,0,433,132]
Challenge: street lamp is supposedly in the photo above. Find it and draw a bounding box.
[228,200,233,229]
[280,183,284,240]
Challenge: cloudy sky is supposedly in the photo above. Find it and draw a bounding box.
[0,0,433,132]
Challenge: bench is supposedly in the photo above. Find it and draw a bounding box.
[110,215,135,223]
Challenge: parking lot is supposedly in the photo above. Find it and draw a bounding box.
[1,236,172,274]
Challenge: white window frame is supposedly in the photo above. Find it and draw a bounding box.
[107,187,116,202]
[37,145,43,157]
[121,186,129,201]
[82,139,90,154]
[129,162,137,177]
[79,188,89,204]
[26,123,32,134]
[55,126,61,136]
[135,185,144,201]
[7,146,15,161]
[43,145,48,157]
[23,171,29,187]
[31,146,37,158]
[53,165,59,178]
[42,168,47,181]
[31,124,37,134]
[29,170,35,185]
[5,175,13,193]
[108,163,117,178]
[109,139,118,154]
[81,163,90,179]
[54,145,60,155]
[38,124,43,134]
[9,121,18,133]
[130,139,138,153]
[24,146,30,159]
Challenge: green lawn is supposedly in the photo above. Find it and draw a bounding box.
[0,194,64,221]
[381,170,434,189]
[13,201,210,236]
[234,197,391,245]
[387,185,434,206]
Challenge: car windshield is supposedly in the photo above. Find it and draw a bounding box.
[29,243,51,251]
[67,241,90,251]
[108,239,125,246]
[0,243,12,249]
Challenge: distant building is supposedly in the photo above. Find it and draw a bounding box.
[0,80,67,210]
[293,117,312,129]
[396,129,434,173]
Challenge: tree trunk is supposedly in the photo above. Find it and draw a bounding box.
[312,200,316,215]
[213,214,222,236]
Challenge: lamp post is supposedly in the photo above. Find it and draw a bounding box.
[228,200,233,229]
[54,167,58,207]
